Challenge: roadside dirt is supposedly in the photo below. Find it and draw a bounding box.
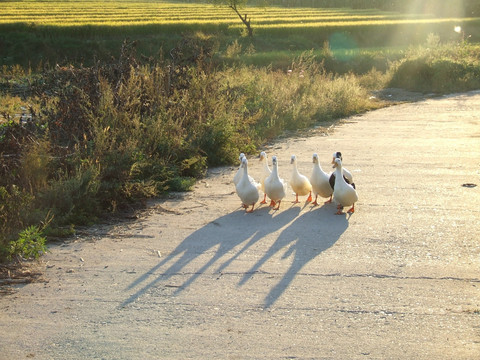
[1,90,479,359]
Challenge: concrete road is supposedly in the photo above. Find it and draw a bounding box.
[1,91,479,359]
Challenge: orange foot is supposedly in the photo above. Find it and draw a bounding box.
[335,210,344,215]
[306,192,312,202]
[347,205,355,213]
[324,196,332,204]
[273,201,281,210]
[260,194,267,204]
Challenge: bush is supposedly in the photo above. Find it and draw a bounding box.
[38,164,100,225]
[389,58,435,92]
[389,42,480,93]
[7,225,46,261]
[0,186,36,259]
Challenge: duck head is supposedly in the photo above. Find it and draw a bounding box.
[241,157,248,168]
[272,156,278,166]
[331,151,342,164]
[332,157,342,169]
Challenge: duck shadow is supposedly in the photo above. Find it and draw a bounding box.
[239,205,348,308]
[121,204,348,308]
[121,206,300,307]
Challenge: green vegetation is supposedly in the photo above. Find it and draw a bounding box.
[7,225,47,261]
[1,1,480,262]
[389,35,480,92]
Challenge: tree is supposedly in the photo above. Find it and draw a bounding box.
[211,0,253,37]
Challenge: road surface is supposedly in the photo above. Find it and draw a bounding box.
[1,91,479,359]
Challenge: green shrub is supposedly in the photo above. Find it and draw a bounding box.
[389,58,434,92]
[168,177,197,192]
[38,165,100,225]
[390,56,480,93]
[389,42,480,93]
[8,225,46,261]
[0,186,36,257]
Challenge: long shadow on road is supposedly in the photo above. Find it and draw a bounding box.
[239,205,349,308]
[121,204,348,308]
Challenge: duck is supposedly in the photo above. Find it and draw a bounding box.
[259,151,272,204]
[310,153,333,205]
[290,154,312,203]
[328,151,355,192]
[264,156,287,210]
[235,157,260,213]
[332,158,358,215]
[233,152,258,188]
[233,153,246,185]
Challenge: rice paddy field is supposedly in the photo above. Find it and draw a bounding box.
[0,0,476,28]
[1,0,479,68]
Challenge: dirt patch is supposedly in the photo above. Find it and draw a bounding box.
[0,262,44,294]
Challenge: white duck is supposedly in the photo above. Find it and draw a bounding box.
[264,156,287,210]
[328,151,354,192]
[259,151,272,204]
[233,153,246,185]
[235,157,260,213]
[332,158,358,215]
[233,152,258,189]
[310,153,333,205]
[290,154,312,203]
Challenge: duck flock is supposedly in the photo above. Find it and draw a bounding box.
[234,151,358,215]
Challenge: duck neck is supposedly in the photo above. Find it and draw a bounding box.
[264,159,270,171]
[292,161,299,175]
[335,165,343,180]
[272,163,278,177]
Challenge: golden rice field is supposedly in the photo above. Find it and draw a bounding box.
[0,0,475,30]
[2,0,478,68]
